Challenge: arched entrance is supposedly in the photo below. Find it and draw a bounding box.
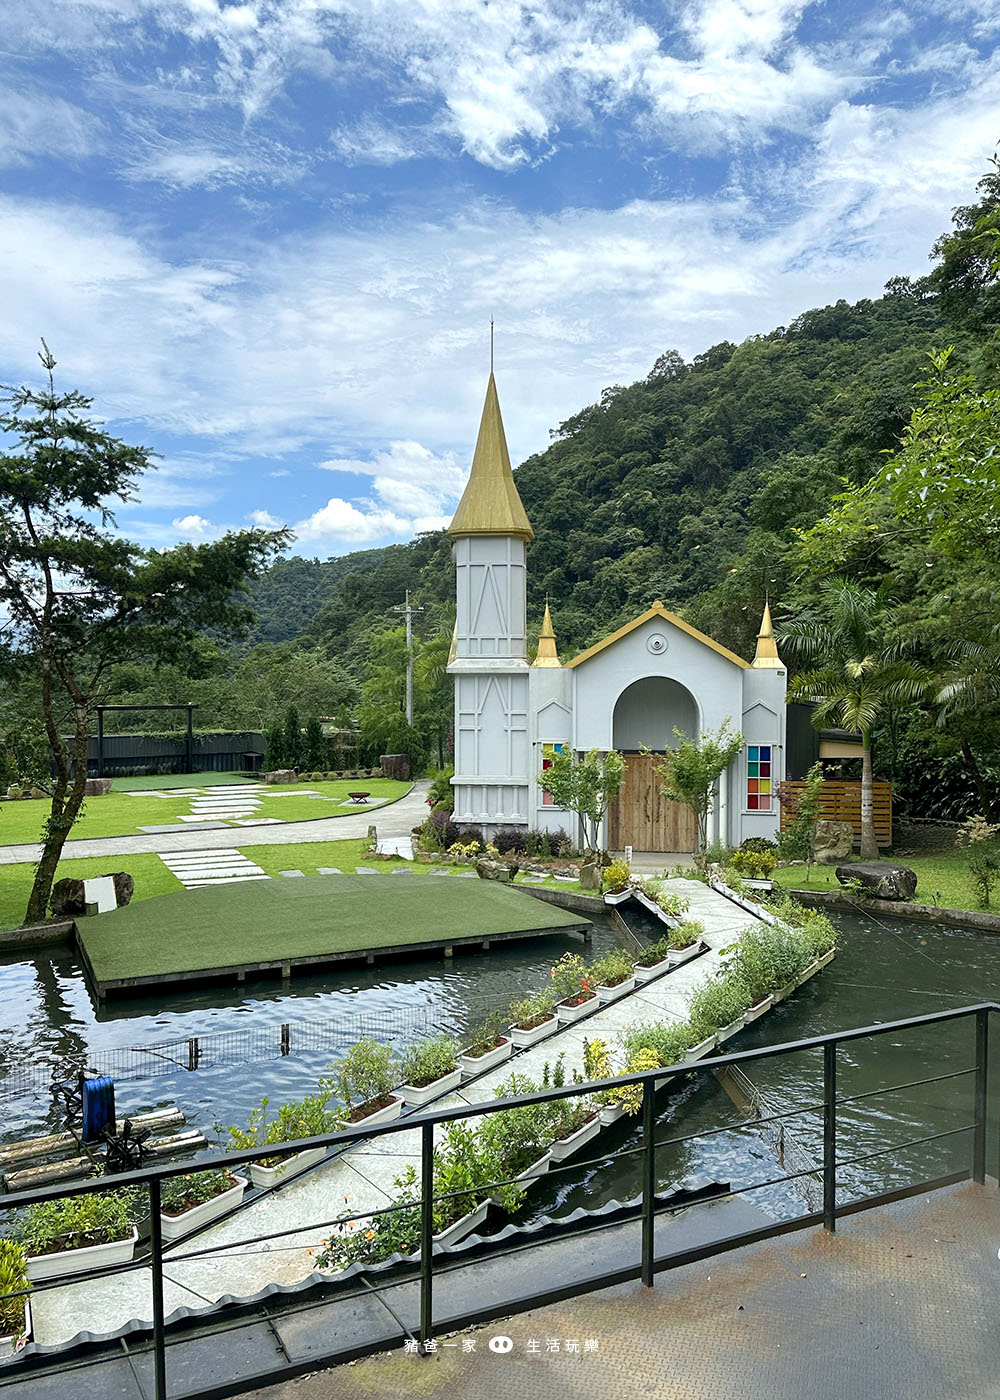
[608,677,698,852]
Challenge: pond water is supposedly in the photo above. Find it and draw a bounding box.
[1,904,998,1225]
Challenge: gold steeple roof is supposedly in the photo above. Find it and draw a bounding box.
[532,601,561,667]
[448,374,533,540]
[752,601,783,669]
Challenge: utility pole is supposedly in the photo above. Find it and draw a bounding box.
[392,590,424,726]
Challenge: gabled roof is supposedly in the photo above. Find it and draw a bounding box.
[448,373,533,540]
[565,601,749,670]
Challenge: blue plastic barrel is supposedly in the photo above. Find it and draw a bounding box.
[81,1076,116,1143]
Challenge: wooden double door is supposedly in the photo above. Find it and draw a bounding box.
[608,752,697,853]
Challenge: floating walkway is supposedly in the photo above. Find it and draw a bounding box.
[75,876,591,999]
[30,877,808,1348]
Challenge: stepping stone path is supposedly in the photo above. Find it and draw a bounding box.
[158,849,270,890]
[279,870,305,878]
[356,867,378,875]
[316,867,342,875]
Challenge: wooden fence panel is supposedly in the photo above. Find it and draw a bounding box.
[779,780,892,848]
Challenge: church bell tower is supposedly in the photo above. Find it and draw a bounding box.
[447,373,533,831]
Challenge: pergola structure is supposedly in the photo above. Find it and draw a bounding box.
[94,703,197,777]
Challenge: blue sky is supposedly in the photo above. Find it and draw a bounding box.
[1,0,997,556]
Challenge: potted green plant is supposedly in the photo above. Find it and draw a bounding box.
[398,1036,461,1106]
[582,1037,623,1126]
[539,1055,599,1161]
[633,935,674,982]
[0,1241,30,1357]
[329,1038,401,1125]
[159,1168,249,1241]
[602,857,632,904]
[18,1187,140,1282]
[589,947,635,1003]
[730,847,777,892]
[508,987,558,1047]
[607,1047,662,1115]
[666,919,705,964]
[458,1011,512,1075]
[478,1074,554,1204]
[550,952,597,1024]
[688,973,753,1047]
[226,1089,342,1190]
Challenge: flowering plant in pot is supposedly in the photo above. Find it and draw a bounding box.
[551,952,596,1021]
[17,1187,141,1281]
[225,1089,343,1188]
[159,1167,249,1240]
[508,987,557,1046]
[0,1241,31,1355]
[583,1037,623,1124]
[328,1038,401,1125]
[399,1035,461,1106]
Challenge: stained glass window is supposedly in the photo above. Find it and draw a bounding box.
[541,742,567,805]
[746,745,772,811]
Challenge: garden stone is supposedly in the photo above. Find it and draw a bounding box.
[263,769,297,784]
[476,858,510,882]
[579,862,600,890]
[812,819,855,864]
[380,753,411,781]
[49,878,87,917]
[835,861,917,901]
[105,872,134,907]
[83,778,112,797]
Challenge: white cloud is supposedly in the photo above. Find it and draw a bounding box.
[249,508,284,528]
[0,89,100,168]
[171,513,216,537]
[292,498,412,544]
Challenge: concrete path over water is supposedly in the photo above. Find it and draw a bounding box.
[0,782,431,866]
[29,879,789,1348]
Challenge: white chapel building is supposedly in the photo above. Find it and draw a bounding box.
[447,374,788,853]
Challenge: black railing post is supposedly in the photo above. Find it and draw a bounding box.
[823,1041,837,1232]
[419,1119,434,1352]
[148,1176,168,1400]
[974,1008,989,1185]
[641,1076,657,1286]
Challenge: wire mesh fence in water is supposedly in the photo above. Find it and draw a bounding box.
[0,995,510,1100]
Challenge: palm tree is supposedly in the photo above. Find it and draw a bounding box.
[779,579,935,859]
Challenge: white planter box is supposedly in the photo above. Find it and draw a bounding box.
[671,941,702,967]
[433,1198,489,1248]
[744,995,773,1022]
[796,959,822,987]
[0,1299,30,1359]
[400,1070,462,1106]
[716,1017,746,1043]
[771,981,796,1004]
[596,977,635,1003]
[555,996,598,1025]
[682,1035,717,1064]
[633,957,671,983]
[599,1102,624,1126]
[26,1227,138,1282]
[743,878,773,892]
[459,1038,512,1076]
[160,1175,249,1242]
[509,1017,557,1048]
[249,1144,328,1190]
[602,889,632,905]
[549,1114,601,1161]
[817,948,836,968]
[348,1095,403,1127]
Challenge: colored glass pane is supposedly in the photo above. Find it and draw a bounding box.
[747,779,758,794]
[747,794,759,809]
[748,746,759,761]
[760,761,770,777]
[747,762,758,777]
[759,746,771,760]
[758,796,770,810]
[759,779,770,795]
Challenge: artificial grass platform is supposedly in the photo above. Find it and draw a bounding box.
[77,875,589,995]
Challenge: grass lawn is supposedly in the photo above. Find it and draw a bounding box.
[0,778,410,845]
[76,876,585,985]
[772,847,985,913]
[0,853,184,931]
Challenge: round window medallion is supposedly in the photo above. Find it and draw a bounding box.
[646,632,668,655]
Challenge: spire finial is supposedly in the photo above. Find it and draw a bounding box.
[490,318,494,375]
[752,600,783,668]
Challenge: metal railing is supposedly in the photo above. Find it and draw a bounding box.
[0,1002,994,1399]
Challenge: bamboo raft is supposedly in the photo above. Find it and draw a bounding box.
[0,1107,208,1191]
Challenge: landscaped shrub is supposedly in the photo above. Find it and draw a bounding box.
[620,1022,692,1066]
[224,1090,342,1165]
[494,825,528,855]
[509,987,557,1029]
[427,768,455,811]
[455,824,484,848]
[400,1036,459,1088]
[328,1039,397,1117]
[687,973,754,1039]
[588,947,635,988]
[603,858,631,892]
[608,1047,662,1114]
[738,836,780,855]
[430,807,459,848]
[17,1187,141,1257]
[0,1240,29,1336]
[718,923,809,1004]
[325,771,338,780]
[729,848,777,879]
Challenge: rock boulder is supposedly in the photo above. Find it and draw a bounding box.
[579,862,600,891]
[106,872,134,907]
[83,778,112,797]
[835,861,917,901]
[476,858,510,883]
[811,819,855,864]
[263,768,297,784]
[49,879,87,917]
[380,753,411,781]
